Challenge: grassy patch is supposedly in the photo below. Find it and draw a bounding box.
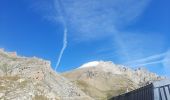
[0,86,7,91]
[33,95,48,100]
[0,76,19,81]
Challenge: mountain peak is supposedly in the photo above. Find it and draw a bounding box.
[63,61,165,99]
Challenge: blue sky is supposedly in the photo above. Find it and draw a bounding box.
[0,0,170,77]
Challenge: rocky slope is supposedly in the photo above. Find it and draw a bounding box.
[62,61,164,100]
[0,49,93,100]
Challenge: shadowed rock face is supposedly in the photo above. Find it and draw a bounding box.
[62,61,164,100]
[0,49,93,100]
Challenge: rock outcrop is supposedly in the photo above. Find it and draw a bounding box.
[0,49,93,100]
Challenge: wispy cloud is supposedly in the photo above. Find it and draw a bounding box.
[59,0,168,66]
[61,0,151,41]
[121,32,167,63]
[124,50,170,77]
[26,0,169,76]
[162,50,170,77]
[125,52,166,66]
[131,60,163,67]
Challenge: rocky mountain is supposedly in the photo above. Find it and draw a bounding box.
[0,49,93,100]
[0,49,165,100]
[62,61,164,100]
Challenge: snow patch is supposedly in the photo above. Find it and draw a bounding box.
[78,61,100,69]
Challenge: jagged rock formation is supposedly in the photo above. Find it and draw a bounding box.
[0,49,93,100]
[62,61,164,100]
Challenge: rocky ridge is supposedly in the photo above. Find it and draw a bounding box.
[0,49,93,100]
[62,61,164,99]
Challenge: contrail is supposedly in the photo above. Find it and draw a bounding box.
[55,27,67,71]
[55,0,68,71]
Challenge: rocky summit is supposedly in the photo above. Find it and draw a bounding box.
[62,61,164,100]
[0,49,92,100]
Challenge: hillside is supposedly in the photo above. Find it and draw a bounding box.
[62,61,164,100]
[0,49,164,100]
[0,49,92,100]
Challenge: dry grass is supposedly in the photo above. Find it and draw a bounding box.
[33,95,48,100]
[0,76,19,81]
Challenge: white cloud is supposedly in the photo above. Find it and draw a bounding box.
[131,60,163,67]
[125,52,166,66]
[123,50,170,77]
[59,0,151,41]
[116,32,166,61]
